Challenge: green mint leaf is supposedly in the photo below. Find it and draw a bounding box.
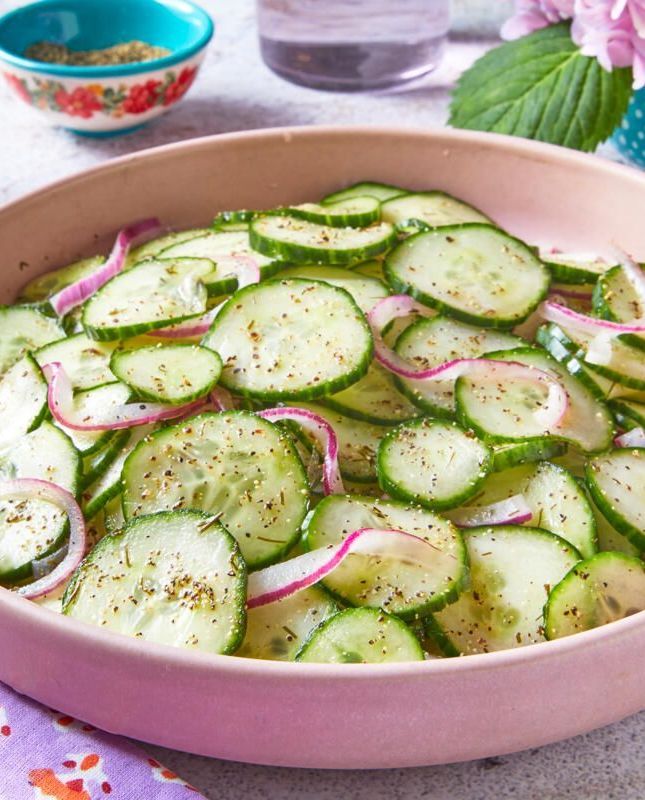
[449,23,633,152]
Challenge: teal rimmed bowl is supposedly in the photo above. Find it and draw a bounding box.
[0,0,214,136]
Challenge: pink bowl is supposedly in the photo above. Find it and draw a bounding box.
[1,127,644,769]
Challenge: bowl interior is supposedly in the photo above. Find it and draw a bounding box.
[0,0,212,68]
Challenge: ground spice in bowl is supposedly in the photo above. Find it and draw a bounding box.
[24,40,171,66]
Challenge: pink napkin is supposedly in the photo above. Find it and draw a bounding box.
[0,682,204,798]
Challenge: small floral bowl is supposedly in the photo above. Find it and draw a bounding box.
[612,88,645,169]
[0,0,213,136]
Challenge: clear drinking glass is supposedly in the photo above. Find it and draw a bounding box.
[256,0,451,92]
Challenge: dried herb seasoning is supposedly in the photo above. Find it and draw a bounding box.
[25,40,171,67]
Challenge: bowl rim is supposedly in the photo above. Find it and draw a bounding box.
[1,124,645,680]
[0,0,214,79]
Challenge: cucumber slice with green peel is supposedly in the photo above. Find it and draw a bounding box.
[381,191,490,229]
[63,510,247,654]
[110,344,223,405]
[433,526,581,655]
[212,210,256,228]
[384,225,549,328]
[0,306,65,376]
[81,430,131,491]
[35,333,118,391]
[0,421,80,495]
[353,259,385,280]
[586,449,645,549]
[82,258,213,341]
[491,439,567,471]
[593,263,645,352]
[458,347,615,453]
[456,461,597,558]
[122,411,309,569]
[288,197,381,228]
[125,228,211,269]
[103,494,125,534]
[302,494,467,618]
[609,398,645,429]
[203,279,373,402]
[160,230,281,296]
[250,216,397,265]
[295,607,424,664]
[0,355,48,449]
[321,181,408,204]
[590,493,641,557]
[393,316,524,416]
[236,586,338,661]
[322,362,420,426]
[82,425,155,519]
[422,614,461,658]
[541,252,613,285]
[377,419,492,511]
[0,422,80,585]
[18,256,106,303]
[53,382,133,456]
[273,265,388,314]
[290,401,387,483]
[544,552,645,639]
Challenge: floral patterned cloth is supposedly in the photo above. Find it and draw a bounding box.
[0,682,204,799]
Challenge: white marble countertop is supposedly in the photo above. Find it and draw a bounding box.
[1,0,642,796]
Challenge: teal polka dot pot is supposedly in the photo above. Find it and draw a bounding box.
[613,88,645,168]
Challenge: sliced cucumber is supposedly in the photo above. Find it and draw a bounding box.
[63,510,247,654]
[296,607,424,663]
[393,315,523,416]
[236,585,338,661]
[203,279,373,401]
[0,306,64,375]
[53,382,132,456]
[122,411,309,569]
[381,191,490,229]
[491,439,567,471]
[541,252,613,285]
[353,259,385,280]
[288,197,380,228]
[384,225,549,328]
[126,228,211,268]
[303,494,467,618]
[273,265,388,314]
[35,333,118,390]
[457,347,615,453]
[544,552,645,639]
[321,181,408,204]
[0,355,48,450]
[289,401,387,483]
[610,398,645,429]
[586,449,645,549]
[377,419,492,511]
[212,210,256,228]
[593,263,645,352]
[322,362,420,425]
[81,430,131,491]
[103,494,125,534]
[0,421,80,585]
[592,493,642,557]
[455,461,597,558]
[433,526,580,654]
[160,230,281,296]
[250,216,396,265]
[82,258,212,341]
[18,255,105,303]
[110,344,222,405]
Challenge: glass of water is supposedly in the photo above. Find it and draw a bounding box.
[256,0,451,92]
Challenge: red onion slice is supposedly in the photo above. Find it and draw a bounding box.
[50,218,162,317]
[43,362,206,431]
[540,300,645,335]
[153,256,261,339]
[368,296,569,430]
[247,527,435,609]
[615,427,645,448]
[447,495,533,528]
[258,407,344,495]
[0,478,86,600]
[548,287,593,302]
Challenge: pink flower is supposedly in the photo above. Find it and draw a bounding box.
[501,0,574,39]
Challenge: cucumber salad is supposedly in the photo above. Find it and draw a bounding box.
[1,181,644,664]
